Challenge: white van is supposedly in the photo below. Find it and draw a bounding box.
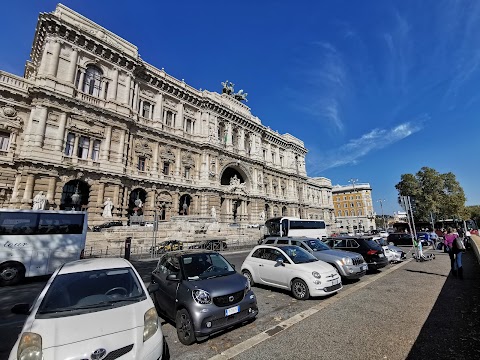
[0,209,87,286]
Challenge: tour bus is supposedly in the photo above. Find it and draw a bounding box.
[0,209,88,286]
[264,217,328,239]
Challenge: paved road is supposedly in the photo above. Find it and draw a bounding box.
[1,248,479,360]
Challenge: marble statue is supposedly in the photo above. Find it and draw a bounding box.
[32,191,47,210]
[102,197,113,218]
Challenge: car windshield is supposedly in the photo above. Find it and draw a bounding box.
[182,253,235,280]
[278,246,318,264]
[305,239,330,251]
[37,267,146,318]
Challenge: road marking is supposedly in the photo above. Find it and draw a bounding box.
[208,257,415,360]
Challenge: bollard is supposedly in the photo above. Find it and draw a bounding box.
[125,237,132,260]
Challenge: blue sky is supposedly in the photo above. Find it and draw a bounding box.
[0,0,479,215]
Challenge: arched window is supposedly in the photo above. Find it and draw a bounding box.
[83,65,103,97]
[358,209,363,216]
[337,210,341,217]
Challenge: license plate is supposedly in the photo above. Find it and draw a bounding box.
[332,278,339,285]
[378,254,384,258]
[362,265,368,271]
[225,306,240,316]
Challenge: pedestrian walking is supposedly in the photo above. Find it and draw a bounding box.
[429,228,438,250]
[444,227,459,276]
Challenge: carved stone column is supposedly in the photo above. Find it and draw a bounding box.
[97,182,105,205]
[38,41,50,76]
[124,74,132,105]
[22,175,35,203]
[151,142,158,173]
[118,130,125,163]
[153,93,163,122]
[48,40,61,77]
[46,177,56,206]
[100,126,112,161]
[55,113,67,152]
[10,174,22,203]
[176,102,184,129]
[67,47,79,84]
[108,68,119,101]
[34,107,48,148]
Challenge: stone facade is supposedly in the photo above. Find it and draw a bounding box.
[332,183,376,232]
[0,4,334,227]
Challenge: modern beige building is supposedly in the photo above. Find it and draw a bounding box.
[0,4,334,228]
[332,183,376,233]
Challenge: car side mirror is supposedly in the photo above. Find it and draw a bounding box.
[148,283,160,294]
[275,258,285,267]
[11,303,31,315]
[166,273,180,282]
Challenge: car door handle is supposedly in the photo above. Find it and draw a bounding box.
[259,264,263,267]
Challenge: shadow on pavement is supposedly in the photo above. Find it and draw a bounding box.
[406,250,480,360]
[404,269,448,277]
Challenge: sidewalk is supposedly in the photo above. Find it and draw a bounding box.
[406,245,480,359]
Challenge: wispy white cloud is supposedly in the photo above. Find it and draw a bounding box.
[292,41,349,133]
[306,117,427,175]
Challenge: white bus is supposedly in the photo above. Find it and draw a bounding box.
[264,217,328,239]
[0,209,87,286]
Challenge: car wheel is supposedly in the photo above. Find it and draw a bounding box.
[0,262,25,286]
[291,278,310,300]
[176,308,196,345]
[242,270,255,286]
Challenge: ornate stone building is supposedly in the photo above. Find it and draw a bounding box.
[332,183,376,233]
[0,4,334,227]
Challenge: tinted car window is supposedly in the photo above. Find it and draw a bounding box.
[304,239,330,251]
[260,248,287,262]
[37,267,145,318]
[181,253,235,280]
[347,239,360,248]
[251,248,263,258]
[276,239,289,245]
[278,246,318,264]
[264,239,275,244]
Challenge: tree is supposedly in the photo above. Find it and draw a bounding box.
[466,205,480,224]
[395,167,466,222]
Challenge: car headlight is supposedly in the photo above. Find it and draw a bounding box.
[245,279,251,292]
[192,289,212,305]
[143,307,158,342]
[341,257,353,266]
[312,271,322,279]
[17,332,42,360]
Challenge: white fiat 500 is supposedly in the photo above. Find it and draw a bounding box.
[241,245,342,300]
[9,258,164,360]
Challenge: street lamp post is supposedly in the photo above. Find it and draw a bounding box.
[377,199,386,230]
[349,178,359,234]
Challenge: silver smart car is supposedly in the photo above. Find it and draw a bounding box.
[149,250,258,345]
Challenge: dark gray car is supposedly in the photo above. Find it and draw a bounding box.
[261,237,368,280]
[149,250,258,345]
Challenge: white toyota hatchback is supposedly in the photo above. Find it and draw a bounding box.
[241,245,342,300]
[9,258,164,360]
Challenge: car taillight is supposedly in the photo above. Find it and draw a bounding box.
[366,249,378,255]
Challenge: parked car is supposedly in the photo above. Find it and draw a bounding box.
[241,245,342,300]
[323,237,389,271]
[387,232,414,246]
[372,237,406,263]
[189,239,228,251]
[92,220,123,232]
[150,240,183,254]
[9,258,165,360]
[379,230,389,238]
[260,237,367,280]
[150,250,257,345]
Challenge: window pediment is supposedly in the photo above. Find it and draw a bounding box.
[135,140,152,157]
